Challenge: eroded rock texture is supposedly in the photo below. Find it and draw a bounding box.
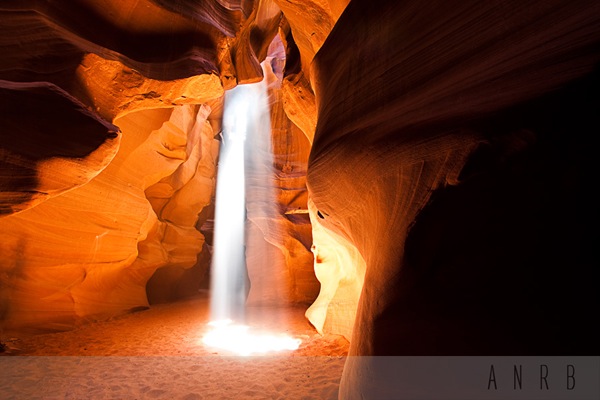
[277,0,350,143]
[0,0,321,331]
[306,0,599,397]
[0,80,120,216]
[0,104,220,331]
[0,0,274,218]
[245,40,319,306]
[305,198,365,341]
[2,3,597,397]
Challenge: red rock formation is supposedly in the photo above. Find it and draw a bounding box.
[0,0,329,332]
[276,0,350,143]
[0,0,307,331]
[0,80,119,215]
[305,198,365,340]
[0,104,221,331]
[272,0,351,333]
[2,4,597,399]
[245,40,319,306]
[306,0,600,397]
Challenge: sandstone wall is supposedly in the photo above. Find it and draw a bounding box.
[305,0,600,397]
[0,0,329,332]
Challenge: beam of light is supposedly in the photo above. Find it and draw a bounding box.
[209,84,249,322]
[204,58,301,355]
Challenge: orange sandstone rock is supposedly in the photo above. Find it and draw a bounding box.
[0,105,219,331]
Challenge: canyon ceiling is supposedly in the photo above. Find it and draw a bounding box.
[1,0,599,396]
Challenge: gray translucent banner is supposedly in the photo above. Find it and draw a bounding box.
[0,356,598,399]
[342,356,600,400]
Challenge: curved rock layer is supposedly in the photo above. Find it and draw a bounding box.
[0,0,282,215]
[0,80,119,216]
[306,0,599,396]
[305,198,365,341]
[0,0,321,331]
[0,1,217,82]
[2,5,594,398]
[276,0,350,143]
[245,45,319,307]
[0,104,219,331]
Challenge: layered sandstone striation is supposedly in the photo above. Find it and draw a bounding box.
[2,4,596,400]
[245,40,319,306]
[0,104,221,331]
[306,0,600,397]
[304,198,365,341]
[277,0,350,143]
[0,80,120,216]
[0,0,321,331]
[272,0,353,336]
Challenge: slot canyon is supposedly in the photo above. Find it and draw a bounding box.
[1,0,598,399]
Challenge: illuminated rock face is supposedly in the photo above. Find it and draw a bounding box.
[1,2,597,394]
[306,0,600,396]
[0,104,220,331]
[0,0,328,331]
[0,81,120,216]
[276,0,350,144]
[122,104,222,305]
[305,198,365,341]
[245,42,319,307]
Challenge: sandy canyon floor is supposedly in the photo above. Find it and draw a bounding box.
[0,294,349,399]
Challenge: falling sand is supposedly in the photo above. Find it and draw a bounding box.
[0,293,349,399]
